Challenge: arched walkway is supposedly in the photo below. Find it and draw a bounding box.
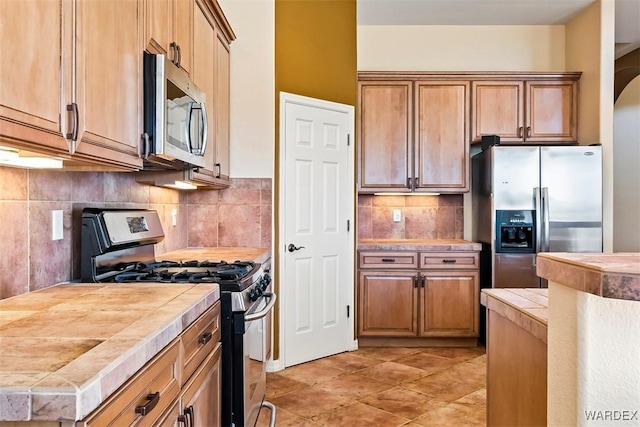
[614,48,640,101]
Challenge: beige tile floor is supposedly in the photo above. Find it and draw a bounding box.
[256,346,486,427]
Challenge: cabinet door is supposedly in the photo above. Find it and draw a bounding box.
[144,0,172,56]
[472,81,524,143]
[358,271,418,337]
[420,271,479,337]
[525,80,578,142]
[74,0,143,170]
[0,0,69,153]
[215,33,231,182]
[192,0,216,178]
[358,82,412,192]
[181,343,222,427]
[415,81,470,192]
[174,0,193,75]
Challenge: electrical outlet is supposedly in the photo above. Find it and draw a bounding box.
[51,210,63,240]
[172,208,177,227]
[393,209,402,222]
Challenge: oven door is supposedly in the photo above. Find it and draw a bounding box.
[243,291,276,427]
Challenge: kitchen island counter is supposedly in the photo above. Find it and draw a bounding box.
[537,252,640,301]
[482,288,548,426]
[536,252,640,426]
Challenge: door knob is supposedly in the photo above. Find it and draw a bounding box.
[288,243,305,252]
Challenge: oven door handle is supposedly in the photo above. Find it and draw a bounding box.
[245,292,277,322]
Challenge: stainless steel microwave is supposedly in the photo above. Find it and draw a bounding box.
[143,52,207,168]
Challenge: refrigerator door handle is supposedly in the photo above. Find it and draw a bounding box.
[534,187,542,253]
[542,187,550,252]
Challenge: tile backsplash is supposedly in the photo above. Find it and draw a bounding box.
[358,194,464,240]
[0,167,272,299]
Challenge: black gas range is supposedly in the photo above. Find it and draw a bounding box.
[80,208,276,427]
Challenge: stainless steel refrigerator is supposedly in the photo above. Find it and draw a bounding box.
[472,145,602,289]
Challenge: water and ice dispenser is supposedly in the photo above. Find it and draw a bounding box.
[495,210,535,253]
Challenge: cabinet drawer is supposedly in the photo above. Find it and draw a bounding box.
[81,340,180,427]
[420,252,479,270]
[359,251,419,269]
[181,301,221,385]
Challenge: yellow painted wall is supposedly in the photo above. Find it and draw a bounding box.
[275,0,357,106]
[273,0,357,361]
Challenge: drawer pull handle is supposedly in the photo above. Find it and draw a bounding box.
[381,258,396,263]
[442,259,457,263]
[198,331,213,345]
[135,392,160,416]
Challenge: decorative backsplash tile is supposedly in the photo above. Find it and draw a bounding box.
[0,166,272,299]
[357,194,464,240]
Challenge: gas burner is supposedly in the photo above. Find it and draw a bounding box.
[109,260,260,290]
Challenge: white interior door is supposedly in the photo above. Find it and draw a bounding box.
[280,92,354,367]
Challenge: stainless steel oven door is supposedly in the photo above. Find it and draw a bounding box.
[243,290,276,427]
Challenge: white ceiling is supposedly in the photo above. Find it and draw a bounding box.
[357,0,640,52]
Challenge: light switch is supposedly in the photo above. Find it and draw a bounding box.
[52,210,63,240]
[172,208,177,227]
[393,209,402,222]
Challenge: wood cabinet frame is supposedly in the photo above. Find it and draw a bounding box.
[357,250,480,343]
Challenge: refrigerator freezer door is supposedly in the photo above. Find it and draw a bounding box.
[540,146,603,252]
[494,253,539,288]
[493,147,540,210]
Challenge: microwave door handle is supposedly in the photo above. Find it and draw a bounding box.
[185,103,194,153]
[199,102,208,157]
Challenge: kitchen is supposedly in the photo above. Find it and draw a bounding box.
[1,0,639,426]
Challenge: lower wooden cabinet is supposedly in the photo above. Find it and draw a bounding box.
[358,271,418,337]
[79,341,181,427]
[80,302,221,426]
[357,251,479,341]
[157,343,221,427]
[421,271,479,337]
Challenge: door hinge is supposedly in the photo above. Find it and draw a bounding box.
[347,134,351,146]
[347,305,350,318]
[347,220,350,232]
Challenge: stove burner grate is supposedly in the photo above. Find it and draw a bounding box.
[112,260,257,285]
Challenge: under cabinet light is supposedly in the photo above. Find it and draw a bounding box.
[373,192,440,196]
[0,147,63,169]
[164,180,198,190]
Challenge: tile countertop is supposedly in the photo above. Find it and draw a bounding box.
[358,239,482,251]
[0,247,270,422]
[537,252,640,302]
[481,288,548,343]
[0,283,219,422]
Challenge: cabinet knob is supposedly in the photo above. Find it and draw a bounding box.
[381,258,396,263]
[518,126,524,138]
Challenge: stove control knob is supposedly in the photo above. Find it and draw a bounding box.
[249,287,261,302]
[261,273,272,290]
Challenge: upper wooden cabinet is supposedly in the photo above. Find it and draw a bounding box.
[472,76,579,144]
[214,32,231,181]
[0,0,70,154]
[358,79,470,193]
[415,81,470,192]
[180,0,233,188]
[358,81,412,192]
[0,0,143,171]
[73,0,143,169]
[144,0,193,75]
